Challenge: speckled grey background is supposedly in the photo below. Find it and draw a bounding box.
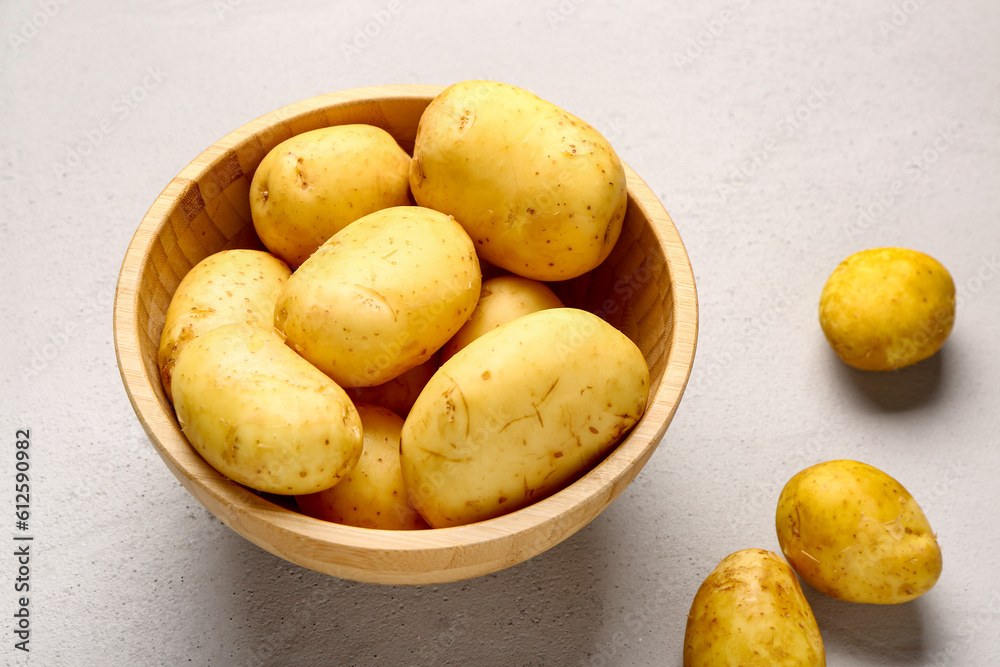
[2,1,998,665]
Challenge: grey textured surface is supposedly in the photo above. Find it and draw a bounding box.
[2,1,998,665]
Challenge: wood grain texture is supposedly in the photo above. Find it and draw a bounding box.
[113,84,698,585]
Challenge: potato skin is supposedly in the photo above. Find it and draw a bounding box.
[157,249,291,403]
[274,206,481,388]
[400,307,649,528]
[441,274,563,362]
[409,80,627,281]
[775,459,942,604]
[171,323,362,496]
[250,124,412,267]
[683,549,826,667]
[819,247,955,370]
[296,403,428,530]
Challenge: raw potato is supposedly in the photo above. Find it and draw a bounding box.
[346,353,440,418]
[441,274,563,362]
[409,80,627,281]
[296,403,429,530]
[171,322,363,496]
[400,307,649,528]
[274,206,481,388]
[775,459,943,604]
[819,247,955,371]
[157,248,291,403]
[684,549,826,666]
[250,124,412,267]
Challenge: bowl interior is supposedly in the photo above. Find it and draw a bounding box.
[114,84,697,584]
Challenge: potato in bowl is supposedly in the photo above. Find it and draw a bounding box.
[113,84,698,584]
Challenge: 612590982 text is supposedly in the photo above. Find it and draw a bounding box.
[13,429,32,653]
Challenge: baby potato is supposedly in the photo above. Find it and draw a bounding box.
[400,307,649,528]
[171,322,363,496]
[441,274,563,362]
[296,403,429,530]
[684,549,826,666]
[157,248,291,403]
[410,80,627,281]
[274,205,481,388]
[776,459,942,604]
[250,124,412,267]
[819,247,955,371]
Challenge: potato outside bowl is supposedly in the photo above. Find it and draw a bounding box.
[113,84,698,585]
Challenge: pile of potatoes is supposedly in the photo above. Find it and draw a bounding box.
[684,247,954,665]
[157,78,957,662]
[157,80,650,531]
[684,460,943,666]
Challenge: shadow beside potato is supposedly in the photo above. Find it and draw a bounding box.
[832,345,946,413]
[802,584,928,663]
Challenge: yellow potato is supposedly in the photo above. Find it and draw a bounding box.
[409,80,627,281]
[684,549,826,666]
[346,353,440,418]
[296,403,429,530]
[400,307,649,528]
[274,205,481,388]
[250,124,412,267]
[441,274,563,362]
[776,459,942,604]
[157,248,291,403]
[819,247,955,370]
[171,322,362,496]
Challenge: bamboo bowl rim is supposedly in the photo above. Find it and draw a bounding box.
[113,83,698,585]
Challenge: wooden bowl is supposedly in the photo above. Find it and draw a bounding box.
[114,84,698,585]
